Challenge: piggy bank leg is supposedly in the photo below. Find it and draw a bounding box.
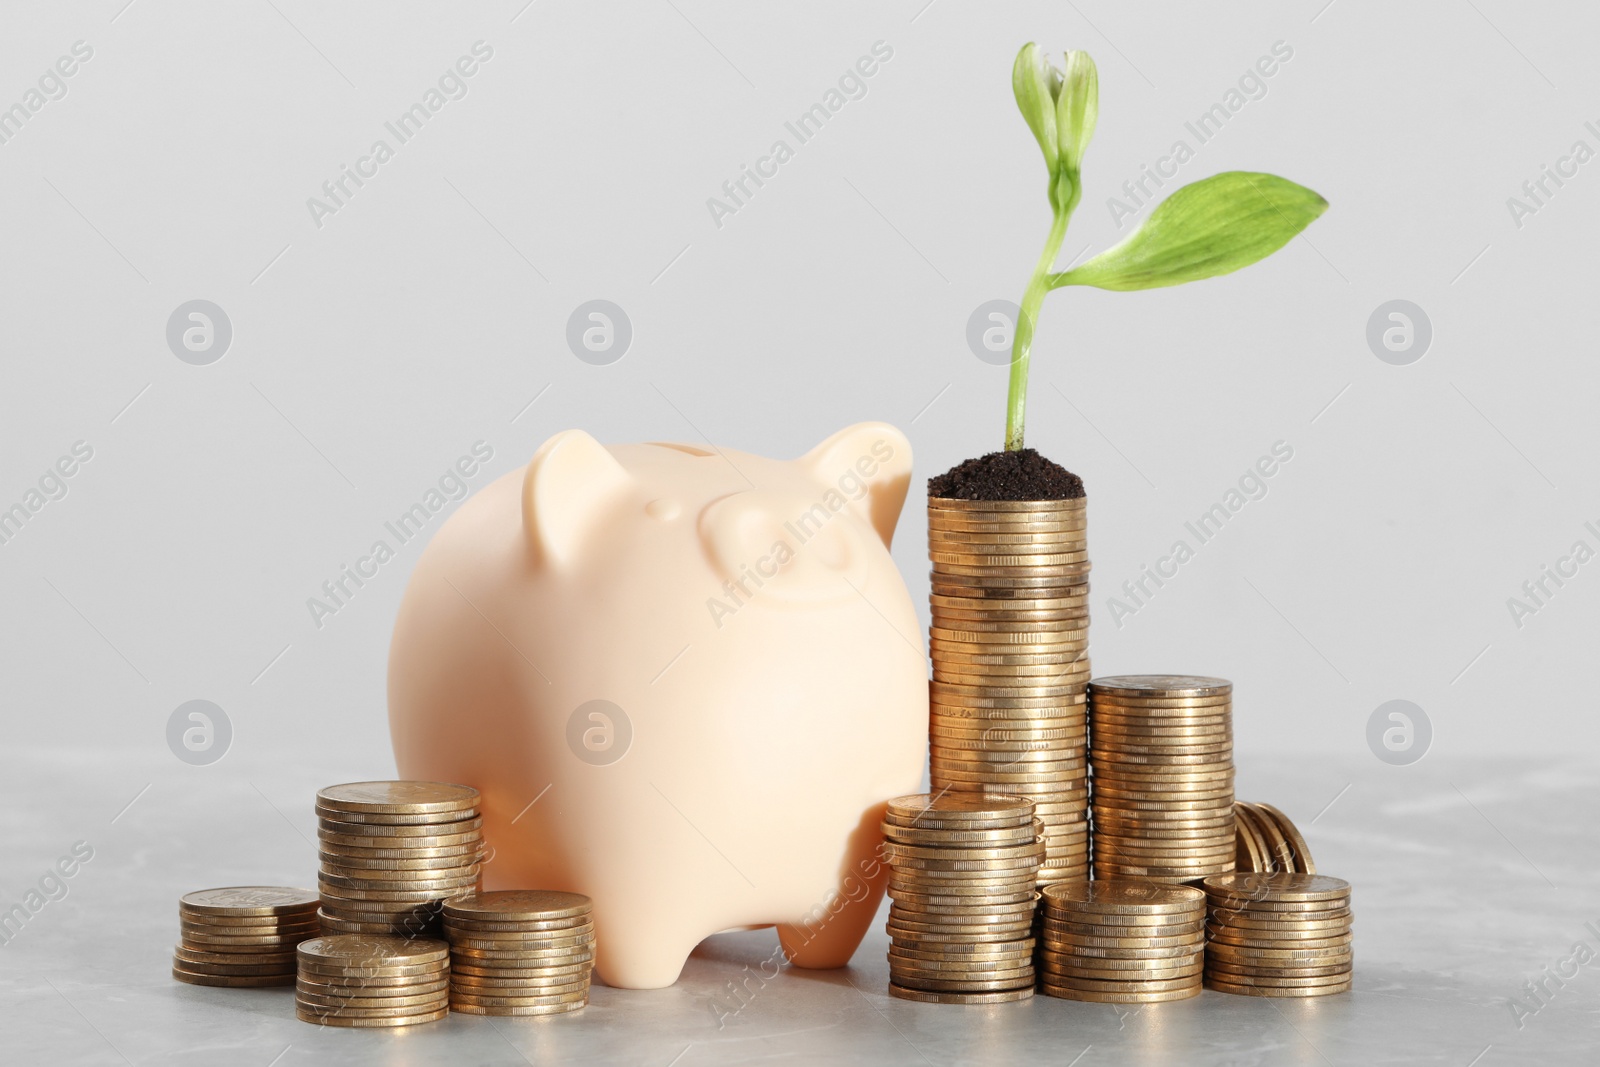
[591,902,707,990]
[775,872,888,969]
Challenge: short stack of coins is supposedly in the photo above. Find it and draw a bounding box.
[315,781,483,936]
[927,495,1091,884]
[1203,873,1353,997]
[172,887,320,987]
[1088,675,1235,884]
[881,792,1043,1004]
[1233,801,1316,874]
[1036,881,1206,1003]
[443,890,595,1016]
[295,934,451,1027]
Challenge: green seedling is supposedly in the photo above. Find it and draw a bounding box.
[1004,44,1328,451]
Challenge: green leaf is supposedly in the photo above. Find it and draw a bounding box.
[1012,43,1060,175]
[1053,171,1328,292]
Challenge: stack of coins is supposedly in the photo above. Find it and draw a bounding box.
[927,496,1091,884]
[1088,675,1235,884]
[881,792,1043,1004]
[172,887,320,987]
[1203,873,1353,997]
[316,781,484,936]
[1233,801,1316,874]
[295,934,451,1026]
[442,891,595,1015]
[1036,881,1206,1003]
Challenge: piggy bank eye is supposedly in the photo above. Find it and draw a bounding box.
[700,493,868,605]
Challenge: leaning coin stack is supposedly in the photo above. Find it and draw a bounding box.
[443,890,595,1016]
[881,792,1043,1004]
[1036,881,1206,1003]
[1203,873,1353,997]
[1233,801,1316,874]
[316,781,484,937]
[172,887,320,987]
[295,934,451,1026]
[927,495,1091,884]
[1088,675,1236,884]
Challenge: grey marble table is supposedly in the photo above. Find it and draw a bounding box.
[2,749,1595,1065]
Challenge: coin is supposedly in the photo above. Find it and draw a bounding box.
[172,966,297,987]
[295,1006,451,1026]
[180,887,320,918]
[170,955,298,976]
[443,890,591,921]
[1252,802,1316,874]
[1038,983,1199,1003]
[313,804,476,826]
[1039,942,1201,962]
[887,984,1034,1004]
[1042,881,1204,913]
[885,793,1034,828]
[316,782,479,816]
[297,934,449,966]
[295,988,450,1010]
[1204,975,1352,998]
[1089,676,1231,698]
[1203,873,1350,903]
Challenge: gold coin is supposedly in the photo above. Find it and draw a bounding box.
[1232,802,1294,872]
[318,815,483,838]
[173,944,299,965]
[887,889,1038,908]
[295,1006,451,1026]
[1204,939,1352,960]
[1042,973,1200,993]
[317,848,484,870]
[179,887,321,918]
[317,842,483,861]
[298,959,447,980]
[887,984,1034,1004]
[316,781,479,816]
[318,870,479,892]
[1041,912,1205,933]
[886,940,1035,960]
[1041,881,1204,914]
[295,971,449,990]
[318,827,482,850]
[297,934,449,966]
[887,873,1038,892]
[172,966,296,987]
[882,822,1040,847]
[1203,970,1352,989]
[1038,942,1202,961]
[884,793,1035,828]
[180,929,318,948]
[1090,762,1234,781]
[313,803,477,827]
[1207,914,1352,935]
[443,890,592,922]
[887,922,1035,941]
[1203,976,1351,998]
[442,921,595,940]
[295,998,450,1019]
[451,1000,587,1016]
[447,933,595,953]
[452,964,592,980]
[1093,794,1234,813]
[1202,873,1350,903]
[1089,676,1231,698]
[170,954,298,976]
[450,989,590,1007]
[1210,896,1352,916]
[295,988,450,1010]
[927,497,1085,512]
[448,945,596,962]
[1049,961,1202,982]
[315,905,442,927]
[890,974,1036,994]
[1206,929,1352,948]
[1207,959,1351,979]
[1252,802,1316,874]
[1039,983,1200,1003]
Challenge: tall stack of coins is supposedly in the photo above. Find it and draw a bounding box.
[316,782,484,936]
[443,890,595,1016]
[295,934,451,1026]
[927,496,1091,884]
[1036,881,1206,1003]
[1233,801,1316,874]
[172,887,320,987]
[1087,675,1235,884]
[881,793,1043,1004]
[1202,873,1353,997]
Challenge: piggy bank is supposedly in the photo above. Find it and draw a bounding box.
[387,423,927,988]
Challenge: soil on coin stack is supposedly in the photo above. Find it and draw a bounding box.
[929,449,1085,501]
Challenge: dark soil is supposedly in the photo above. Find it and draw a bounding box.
[928,448,1085,501]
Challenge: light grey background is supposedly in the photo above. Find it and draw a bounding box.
[2,1,1596,1064]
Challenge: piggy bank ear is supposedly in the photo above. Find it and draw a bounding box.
[799,423,913,548]
[522,430,633,569]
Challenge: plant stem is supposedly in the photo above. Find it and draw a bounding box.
[1004,197,1075,452]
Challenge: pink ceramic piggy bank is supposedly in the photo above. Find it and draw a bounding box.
[388,423,927,988]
